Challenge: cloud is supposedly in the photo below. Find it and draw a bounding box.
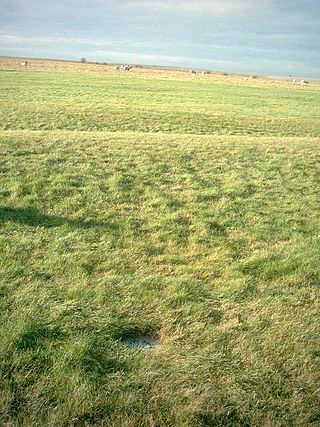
[93,49,319,72]
[0,34,134,47]
[0,0,319,78]
[94,49,204,64]
[2,32,318,58]
[123,0,260,16]
[1,37,318,76]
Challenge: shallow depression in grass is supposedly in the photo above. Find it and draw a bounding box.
[121,335,160,349]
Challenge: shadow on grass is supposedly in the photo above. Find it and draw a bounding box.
[15,323,65,350]
[0,206,117,230]
[194,409,251,427]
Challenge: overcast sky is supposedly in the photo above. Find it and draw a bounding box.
[0,0,319,77]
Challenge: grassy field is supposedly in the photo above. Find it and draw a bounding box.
[0,60,320,426]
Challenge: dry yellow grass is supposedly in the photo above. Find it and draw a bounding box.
[1,55,319,90]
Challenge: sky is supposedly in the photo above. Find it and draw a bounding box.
[0,0,319,77]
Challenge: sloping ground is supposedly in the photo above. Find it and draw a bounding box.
[1,71,320,136]
[0,68,320,426]
[1,130,320,426]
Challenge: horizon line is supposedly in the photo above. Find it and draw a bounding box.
[1,54,319,81]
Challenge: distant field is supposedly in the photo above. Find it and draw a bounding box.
[0,58,320,426]
[1,67,320,137]
[2,55,320,87]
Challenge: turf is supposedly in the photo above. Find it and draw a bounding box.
[0,68,320,427]
[1,71,320,136]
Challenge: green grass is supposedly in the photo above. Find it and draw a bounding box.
[1,71,320,136]
[0,70,320,426]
